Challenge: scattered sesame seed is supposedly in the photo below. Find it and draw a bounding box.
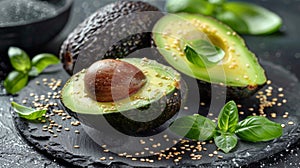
[217,155,223,159]
[64,128,70,131]
[73,145,80,149]
[281,124,286,128]
[99,157,106,161]
[288,121,294,125]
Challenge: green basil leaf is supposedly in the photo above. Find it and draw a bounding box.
[4,71,28,94]
[214,132,238,153]
[221,2,282,35]
[170,114,216,141]
[31,53,59,74]
[216,10,249,34]
[218,100,239,133]
[166,0,215,15]
[235,116,283,142]
[11,101,47,120]
[8,47,31,72]
[184,40,225,67]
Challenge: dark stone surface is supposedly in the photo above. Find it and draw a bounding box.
[10,60,300,168]
[0,0,300,168]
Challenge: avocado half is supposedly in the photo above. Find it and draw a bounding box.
[152,13,267,99]
[61,58,181,135]
[60,1,162,75]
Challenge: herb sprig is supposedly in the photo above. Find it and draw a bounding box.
[170,100,283,153]
[166,0,282,35]
[4,47,59,94]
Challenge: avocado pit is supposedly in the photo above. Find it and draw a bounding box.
[84,59,147,102]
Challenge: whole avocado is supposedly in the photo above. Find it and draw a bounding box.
[60,1,162,75]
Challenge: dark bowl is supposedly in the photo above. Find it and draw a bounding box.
[0,0,73,53]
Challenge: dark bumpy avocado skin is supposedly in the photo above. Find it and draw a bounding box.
[64,89,181,136]
[196,80,265,101]
[60,1,161,75]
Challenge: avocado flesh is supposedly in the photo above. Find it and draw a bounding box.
[61,58,180,115]
[153,13,266,88]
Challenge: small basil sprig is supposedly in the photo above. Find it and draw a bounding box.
[166,0,282,35]
[11,101,47,120]
[170,100,283,153]
[4,47,59,94]
[184,40,225,67]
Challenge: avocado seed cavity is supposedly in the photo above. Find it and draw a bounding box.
[84,59,147,102]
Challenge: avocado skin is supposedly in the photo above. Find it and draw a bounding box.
[63,89,181,136]
[60,1,162,75]
[197,80,265,100]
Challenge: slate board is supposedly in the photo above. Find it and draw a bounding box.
[12,61,300,168]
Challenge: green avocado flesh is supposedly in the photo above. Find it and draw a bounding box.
[61,58,180,115]
[153,13,266,88]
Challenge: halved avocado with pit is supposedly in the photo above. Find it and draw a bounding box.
[152,13,267,99]
[61,58,181,135]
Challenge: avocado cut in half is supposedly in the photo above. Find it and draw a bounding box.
[152,13,267,99]
[60,1,162,75]
[61,58,182,136]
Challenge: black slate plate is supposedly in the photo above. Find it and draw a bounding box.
[12,61,300,168]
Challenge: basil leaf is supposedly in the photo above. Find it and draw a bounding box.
[31,53,59,74]
[11,101,46,120]
[184,40,225,67]
[8,47,31,72]
[235,116,283,142]
[166,0,215,15]
[4,71,28,94]
[216,10,249,34]
[221,2,282,35]
[214,132,238,153]
[170,114,216,141]
[218,100,239,133]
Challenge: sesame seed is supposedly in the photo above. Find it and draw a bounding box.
[109,157,114,160]
[217,155,223,159]
[65,128,70,131]
[73,145,80,149]
[248,108,254,111]
[281,124,286,128]
[208,154,214,157]
[278,88,283,92]
[99,157,106,161]
[267,80,272,85]
[288,121,294,125]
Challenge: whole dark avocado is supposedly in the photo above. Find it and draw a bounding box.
[60,1,162,75]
